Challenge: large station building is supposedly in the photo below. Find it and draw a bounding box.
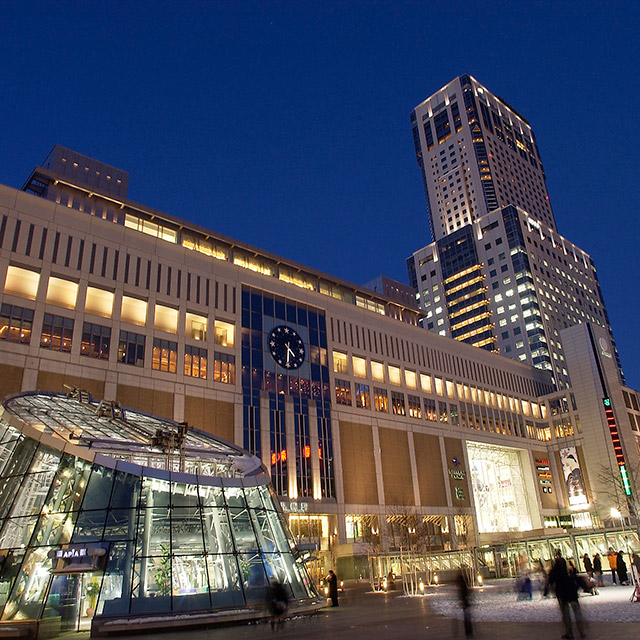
[0,145,639,631]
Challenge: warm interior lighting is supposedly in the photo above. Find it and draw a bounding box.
[186,312,208,340]
[4,265,40,299]
[333,351,348,374]
[85,286,114,318]
[121,296,148,326]
[405,370,417,389]
[214,320,235,347]
[371,360,384,382]
[46,277,78,309]
[154,304,178,333]
[352,356,367,378]
[388,365,401,386]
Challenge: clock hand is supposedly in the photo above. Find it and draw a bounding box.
[285,342,293,364]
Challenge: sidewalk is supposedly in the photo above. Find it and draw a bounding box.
[113,580,639,640]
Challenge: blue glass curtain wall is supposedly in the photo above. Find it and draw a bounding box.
[241,287,334,498]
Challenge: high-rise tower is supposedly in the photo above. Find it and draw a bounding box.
[410,74,555,242]
[408,76,625,389]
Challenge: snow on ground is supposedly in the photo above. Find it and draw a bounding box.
[423,580,639,623]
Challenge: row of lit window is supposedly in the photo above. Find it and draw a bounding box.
[331,351,545,418]
[0,305,236,383]
[123,212,387,316]
[3,265,235,345]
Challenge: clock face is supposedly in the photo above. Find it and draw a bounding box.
[268,325,305,369]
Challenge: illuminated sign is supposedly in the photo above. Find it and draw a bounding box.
[449,469,467,480]
[559,446,588,506]
[602,397,632,496]
[281,501,309,513]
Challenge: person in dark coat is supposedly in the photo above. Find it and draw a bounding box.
[269,578,289,631]
[326,570,339,607]
[582,553,593,577]
[457,569,473,638]
[547,551,585,639]
[593,553,603,586]
[616,551,629,585]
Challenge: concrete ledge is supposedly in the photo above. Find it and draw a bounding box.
[91,598,326,636]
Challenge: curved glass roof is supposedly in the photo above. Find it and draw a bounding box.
[1,391,262,478]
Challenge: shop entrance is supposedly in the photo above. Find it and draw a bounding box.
[42,572,100,635]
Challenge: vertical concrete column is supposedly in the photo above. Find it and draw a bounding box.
[308,403,321,501]
[103,371,117,401]
[438,434,455,546]
[284,396,297,499]
[259,391,271,473]
[173,383,185,422]
[407,431,421,507]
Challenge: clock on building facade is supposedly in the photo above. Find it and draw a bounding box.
[268,325,305,369]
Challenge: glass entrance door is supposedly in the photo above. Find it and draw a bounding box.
[42,572,99,634]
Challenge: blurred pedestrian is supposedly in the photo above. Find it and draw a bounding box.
[582,553,593,578]
[457,568,473,638]
[616,550,629,585]
[607,548,618,584]
[547,550,585,639]
[593,553,604,587]
[269,578,289,631]
[326,569,339,607]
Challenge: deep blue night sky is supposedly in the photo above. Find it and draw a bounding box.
[1,2,638,388]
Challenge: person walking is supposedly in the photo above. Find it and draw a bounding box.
[326,570,339,607]
[593,553,604,587]
[269,578,289,631]
[582,553,593,578]
[607,548,618,584]
[616,550,629,585]
[456,569,474,638]
[547,550,585,639]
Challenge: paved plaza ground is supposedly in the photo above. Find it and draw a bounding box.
[111,578,639,640]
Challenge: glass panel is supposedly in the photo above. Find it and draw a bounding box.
[0,549,26,610]
[258,485,278,511]
[80,466,115,511]
[171,508,204,556]
[0,438,38,518]
[264,509,293,553]
[243,486,263,510]
[3,471,56,520]
[97,542,130,617]
[0,429,22,477]
[202,508,234,555]
[41,455,91,515]
[1,546,53,622]
[171,555,211,611]
[228,507,257,554]
[104,509,137,542]
[42,573,83,632]
[240,553,269,602]
[198,484,225,508]
[72,510,107,542]
[135,507,170,558]
[130,554,172,614]
[171,481,200,510]
[0,516,39,549]
[206,554,244,607]
[223,486,247,509]
[109,471,141,510]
